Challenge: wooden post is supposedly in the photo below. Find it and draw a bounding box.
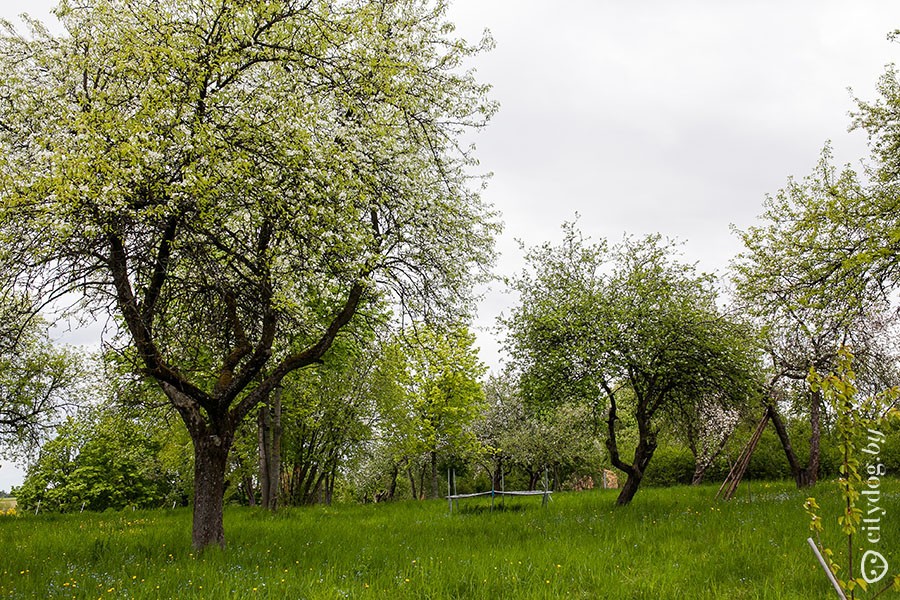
[717,410,770,500]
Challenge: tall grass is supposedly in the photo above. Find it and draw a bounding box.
[1,480,897,598]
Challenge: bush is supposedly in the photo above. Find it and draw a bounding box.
[643,446,695,487]
[15,407,189,512]
[875,419,900,474]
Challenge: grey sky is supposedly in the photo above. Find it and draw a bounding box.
[1,0,899,490]
[446,0,900,367]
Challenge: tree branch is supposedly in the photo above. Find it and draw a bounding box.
[229,280,366,426]
[107,231,212,405]
[139,215,179,326]
[601,379,634,476]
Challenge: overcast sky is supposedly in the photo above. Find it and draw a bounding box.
[445,0,900,369]
[1,0,899,490]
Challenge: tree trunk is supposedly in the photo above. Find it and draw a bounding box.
[407,465,417,500]
[606,388,656,506]
[691,463,708,486]
[268,387,282,509]
[258,404,271,508]
[615,424,655,505]
[430,451,439,500]
[388,465,399,500]
[325,472,335,506]
[191,433,232,549]
[417,462,427,500]
[806,389,822,487]
[243,475,256,506]
[617,472,642,505]
[769,399,819,488]
[257,386,283,510]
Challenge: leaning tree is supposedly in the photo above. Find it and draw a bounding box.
[0,0,497,548]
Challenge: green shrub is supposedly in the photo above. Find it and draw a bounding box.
[643,446,695,486]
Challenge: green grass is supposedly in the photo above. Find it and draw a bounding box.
[1,480,898,599]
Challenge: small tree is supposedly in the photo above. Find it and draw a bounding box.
[399,325,486,499]
[668,393,742,485]
[804,349,900,598]
[15,403,185,512]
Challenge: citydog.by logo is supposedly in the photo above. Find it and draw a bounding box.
[860,428,888,585]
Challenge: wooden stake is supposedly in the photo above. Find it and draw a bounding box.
[807,538,847,600]
[717,410,770,500]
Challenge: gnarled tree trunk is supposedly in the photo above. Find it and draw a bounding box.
[191,432,233,549]
[605,387,657,506]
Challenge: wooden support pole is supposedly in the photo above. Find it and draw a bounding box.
[717,410,770,501]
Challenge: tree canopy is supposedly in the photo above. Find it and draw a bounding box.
[0,297,84,456]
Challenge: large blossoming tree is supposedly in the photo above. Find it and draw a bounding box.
[0,0,497,548]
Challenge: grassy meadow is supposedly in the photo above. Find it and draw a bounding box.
[1,480,898,599]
